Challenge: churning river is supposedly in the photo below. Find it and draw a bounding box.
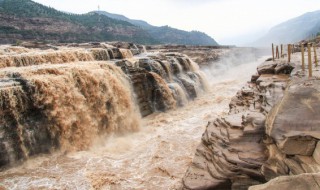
[0,52,267,190]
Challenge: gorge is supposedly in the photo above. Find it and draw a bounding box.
[0,1,320,189]
[0,40,319,190]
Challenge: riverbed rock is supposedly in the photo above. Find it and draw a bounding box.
[184,57,320,189]
[257,61,277,75]
[266,79,320,156]
[183,71,290,189]
[274,63,294,74]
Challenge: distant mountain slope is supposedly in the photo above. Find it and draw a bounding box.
[0,0,157,44]
[256,10,320,46]
[94,11,219,46]
[94,11,153,29]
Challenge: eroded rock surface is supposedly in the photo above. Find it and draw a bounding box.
[183,58,320,189]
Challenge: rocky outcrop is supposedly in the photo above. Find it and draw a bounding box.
[183,58,320,189]
[262,75,320,181]
[116,52,208,116]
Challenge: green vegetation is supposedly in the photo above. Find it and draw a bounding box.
[0,0,217,45]
[0,0,132,27]
[147,26,218,45]
[0,0,157,44]
[95,11,219,46]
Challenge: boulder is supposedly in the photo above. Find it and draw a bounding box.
[274,63,294,74]
[183,74,288,189]
[257,61,277,75]
[266,79,320,156]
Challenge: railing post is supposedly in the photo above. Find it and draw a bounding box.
[272,43,275,61]
[288,44,291,63]
[308,43,313,77]
[313,43,318,67]
[291,44,294,54]
[301,43,305,71]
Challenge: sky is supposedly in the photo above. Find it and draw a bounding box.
[33,0,320,45]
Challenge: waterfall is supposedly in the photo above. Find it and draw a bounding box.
[0,49,95,68]
[90,48,110,60]
[150,72,177,111]
[157,60,173,82]
[168,82,188,106]
[169,58,183,74]
[0,62,140,167]
[119,49,134,59]
[0,44,210,168]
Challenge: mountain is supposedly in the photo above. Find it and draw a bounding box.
[93,11,219,46]
[0,0,218,45]
[255,10,320,46]
[0,0,157,44]
[94,11,153,29]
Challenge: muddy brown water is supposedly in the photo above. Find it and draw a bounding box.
[0,56,267,190]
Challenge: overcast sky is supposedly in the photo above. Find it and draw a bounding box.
[33,0,320,45]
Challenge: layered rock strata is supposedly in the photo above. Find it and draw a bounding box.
[183,57,320,189]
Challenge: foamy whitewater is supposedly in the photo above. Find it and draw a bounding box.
[0,51,267,189]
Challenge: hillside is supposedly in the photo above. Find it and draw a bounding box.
[0,0,218,45]
[94,11,153,29]
[255,10,320,46]
[94,11,219,46]
[0,0,157,44]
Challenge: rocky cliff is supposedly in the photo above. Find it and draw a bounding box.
[183,53,320,189]
[0,42,209,168]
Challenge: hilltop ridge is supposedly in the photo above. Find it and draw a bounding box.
[0,0,218,45]
[94,10,219,46]
[255,10,320,46]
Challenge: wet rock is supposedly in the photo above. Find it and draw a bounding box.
[257,61,277,75]
[178,75,197,99]
[90,48,110,60]
[0,43,210,169]
[117,53,207,115]
[109,41,141,55]
[0,79,59,168]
